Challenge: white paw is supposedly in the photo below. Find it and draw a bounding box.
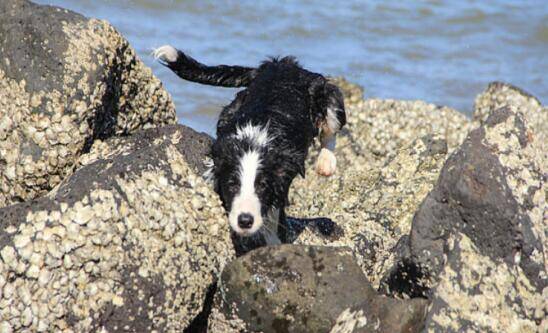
[152,45,178,63]
[316,148,337,177]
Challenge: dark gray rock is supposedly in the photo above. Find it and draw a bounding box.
[0,0,176,208]
[210,244,428,333]
[0,125,234,332]
[409,107,545,290]
[0,0,85,93]
[383,106,546,331]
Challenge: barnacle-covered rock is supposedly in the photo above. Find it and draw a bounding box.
[320,80,471,169]
[0,125,234,332]
[288,134,449,287]
[474,81,547,144]
[0,0,177,208]
[384,106,546,331]
[283,80,471,287]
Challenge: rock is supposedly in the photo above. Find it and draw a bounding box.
[330,296,428,333]
[345,99,470,162]
[424,233,546,333]
[283,78,472,287]
[209,245,428,333]
[296,81,471,186]
[474,81,547,147]
[411,106,545,288]
[384,106,546,331]
[324,82,471,170]
[0,125,234,332]
[287,134,449,287]
[328,77,364,104]
[0,0,177,208]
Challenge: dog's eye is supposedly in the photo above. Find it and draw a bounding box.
[226,180,240,193]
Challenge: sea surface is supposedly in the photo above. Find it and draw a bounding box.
[35,0,548,135]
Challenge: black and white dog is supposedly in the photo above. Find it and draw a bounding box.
[153,45,345,245]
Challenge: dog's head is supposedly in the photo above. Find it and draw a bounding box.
[208,123,303,237]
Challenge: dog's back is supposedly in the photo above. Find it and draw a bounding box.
[217,57,321,150]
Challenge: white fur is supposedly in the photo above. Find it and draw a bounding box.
[326,107,341,134]
[152,45,179,63]
[262,208,282,245]
[316,147,337,177]
[235,123,271,146]
[203,157,215,182]
[229,150,263,235]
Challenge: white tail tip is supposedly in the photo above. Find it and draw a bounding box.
[152,45,179,63]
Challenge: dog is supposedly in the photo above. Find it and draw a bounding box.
[153,45,346,247]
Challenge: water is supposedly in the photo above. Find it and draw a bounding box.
[35,0,548,135]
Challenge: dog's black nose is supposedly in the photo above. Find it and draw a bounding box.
[237,213,254,229]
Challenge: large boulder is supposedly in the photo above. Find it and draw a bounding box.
[209,245,428,333]
[0,125,234,332]
[0,0,177,208]
[384,106,546,331]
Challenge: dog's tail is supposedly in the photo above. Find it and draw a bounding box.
[153,45,256,88]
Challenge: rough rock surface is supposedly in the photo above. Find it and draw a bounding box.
[209,245,427,333]
[0,125,234,332]
[474,81,547,148]
[287,134,449,287]
[0,0,177,208]
[425,234,546,333]
[384,106,546,331]
[329,296,427,333]
[325,80,470,168]
[282,77,471,287]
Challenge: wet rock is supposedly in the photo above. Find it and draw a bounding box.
[0,125,234,332]
[0,0,177,208]
[288,134,449,287]
[209,245,428,333]
[384,106,546,331]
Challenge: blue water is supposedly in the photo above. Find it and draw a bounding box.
[35,0,548,134]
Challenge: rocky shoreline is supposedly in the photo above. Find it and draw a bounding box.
[0,1,546,332]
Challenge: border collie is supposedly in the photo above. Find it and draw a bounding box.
[153,45,346,246]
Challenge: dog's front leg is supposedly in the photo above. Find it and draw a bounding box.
[316,128,337,177]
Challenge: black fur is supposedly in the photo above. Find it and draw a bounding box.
[159,49,346,249]
[165,49,256,87]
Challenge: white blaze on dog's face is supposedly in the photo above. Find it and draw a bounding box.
[228,149,264,236]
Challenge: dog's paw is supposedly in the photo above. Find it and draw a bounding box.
[152,45,178,63]
[316,148,336,177]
